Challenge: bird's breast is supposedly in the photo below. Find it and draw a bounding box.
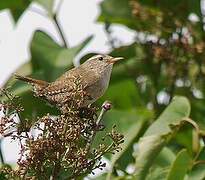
[84,67,112,105]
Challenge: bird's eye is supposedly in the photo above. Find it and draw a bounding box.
[98,57,103,61]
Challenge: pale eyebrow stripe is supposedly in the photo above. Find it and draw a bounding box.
[89,55,103,60]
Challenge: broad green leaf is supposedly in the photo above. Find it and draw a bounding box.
[144,96,191,136]
[173,128,193,154]
[134,134,167,180]
[167,149,191,180]
[187,165,205,180]
[154,147,176,167]
[99,80,139,109]
[146,167,170,180]
[134,96,191,180]
[142,148,175,180]
[106,119,145,179]
[187,148,205,180]
[31,30,93,81]
[34,0,54,16]
[98,0,137,30]
[0,0,30,22]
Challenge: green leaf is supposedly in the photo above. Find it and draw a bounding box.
[166,149,191,180]
[98,80,139,109]
[173,126,194,155]
[98,0,137,30]
[34,0,54,16]
[187,147,205,180]
[144,96,191,136]
[31,30,93,81]
[146,167,170,180]
[134,96,191,180]
[154,147,176,167]
[187,165,205,180]
[0,0,31,22]
[144,148,175,180]
[134,134,167,180]
[106,118,145,179]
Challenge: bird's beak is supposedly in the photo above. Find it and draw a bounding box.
[108,57,124,64]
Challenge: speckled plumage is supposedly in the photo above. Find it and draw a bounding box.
[15,54,123,112]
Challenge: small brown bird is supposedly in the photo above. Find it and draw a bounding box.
[15,54,123,112]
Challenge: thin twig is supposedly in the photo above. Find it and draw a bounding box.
[53,0,68,48]
[94,142,114,161]
[53,14,68,48]
[182,117,200,134]
[85,101,112,153]
[29,0,68,48]
[0,140,4,164]
[193,160,205,166]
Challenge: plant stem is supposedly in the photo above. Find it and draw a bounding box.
[53,14,68,48]
[94,142,114,161]
[193,160,205,166]
[29,0,68,48]
[85,101,111,153]
[0,140,4,164]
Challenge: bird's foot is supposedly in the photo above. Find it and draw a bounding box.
[78,106,98,119]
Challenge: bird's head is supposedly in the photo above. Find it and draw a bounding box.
[84,54,124,73]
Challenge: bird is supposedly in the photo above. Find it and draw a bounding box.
[15,54,123,112]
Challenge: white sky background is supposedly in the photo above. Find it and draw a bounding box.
[0,0,135,163]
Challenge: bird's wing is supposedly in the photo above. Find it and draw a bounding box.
[41,78,74,96]
[41,66,99,96]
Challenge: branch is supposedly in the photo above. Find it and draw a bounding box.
[53,0,68,48]
[0,140,4,164]
[53,14,68,48]
[193,160,205,167]
[85,101,112,153]
[29,0,68,48]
